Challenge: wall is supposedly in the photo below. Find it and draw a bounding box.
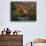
[0,0,46,46]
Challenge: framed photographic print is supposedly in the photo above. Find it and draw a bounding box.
[11,2,36,21]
